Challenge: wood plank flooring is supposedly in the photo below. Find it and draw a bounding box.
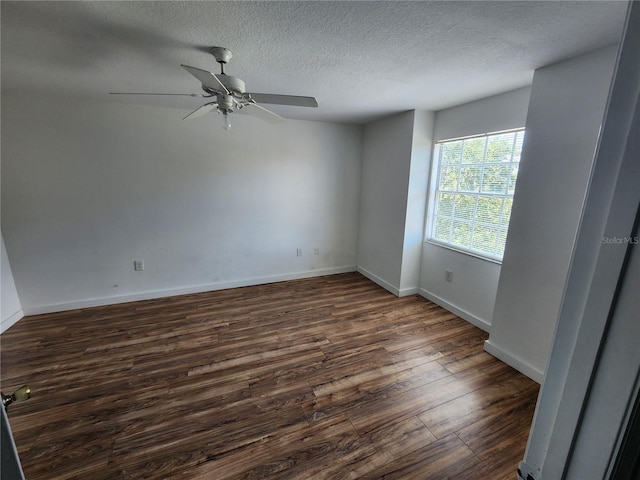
[0,273,539,479]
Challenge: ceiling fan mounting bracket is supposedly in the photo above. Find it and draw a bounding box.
[210,46,232,64]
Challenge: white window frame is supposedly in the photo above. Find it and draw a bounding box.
[425,128,525,263]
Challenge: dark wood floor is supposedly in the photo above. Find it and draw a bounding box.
[1,273,538,479]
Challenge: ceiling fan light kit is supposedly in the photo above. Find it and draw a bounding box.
[111,46,318,130]
[222,111,232,130]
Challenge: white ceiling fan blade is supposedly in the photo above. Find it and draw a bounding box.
[109,92,208,97]
[183,102,218,120]
[240,102,285,124]
[181,65,229,94]
[245,93,318,108]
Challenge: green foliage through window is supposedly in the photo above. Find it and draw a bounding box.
[429,129,524,260]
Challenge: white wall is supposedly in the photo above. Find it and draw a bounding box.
[433,87,532,141]
[1,93,362,314]
[357,111,416,294]
[522,5,639,474]
[419,245,501,331]
[1,233,23,332]
[486,46,618,383]
[400,110,434,293]
[357,110,434,296]
[419,87,531,331]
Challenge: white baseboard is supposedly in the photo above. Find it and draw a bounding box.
[398,287,419,297]
[1,309,24,334]
[356,266,401,296]
[22,266,356,316]
[484,339,544,383]
[355,268,419,297]
[416,288,543,383]
[418,288,491,332]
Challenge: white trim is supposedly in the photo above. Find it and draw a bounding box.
[356,266,401,296]
[418,288,491,332]
[484,339,544,383]
[21,266,356,316]
[435,127,527,145]
[398,286,419,297]
[355,267,419,297]
[1,309,25,334]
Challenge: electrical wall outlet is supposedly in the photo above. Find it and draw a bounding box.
[314,247,320,255]
[296,248,303,257]
[445,270,453,282]
[134,260,144,271]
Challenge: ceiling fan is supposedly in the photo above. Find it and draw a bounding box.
[111,47,318,129]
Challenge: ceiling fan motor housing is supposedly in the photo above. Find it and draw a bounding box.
[220,75,245,95]
[202,75,246,97]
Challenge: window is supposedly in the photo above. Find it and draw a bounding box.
[427,129,525,261]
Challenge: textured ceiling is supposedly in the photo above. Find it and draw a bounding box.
[1,1,629,124]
